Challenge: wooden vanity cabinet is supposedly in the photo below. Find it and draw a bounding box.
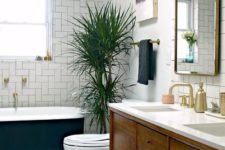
[110,109,216,150]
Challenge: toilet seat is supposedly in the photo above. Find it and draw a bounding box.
[63,134,109,150]
[64,134,109,142]
[64,144,109,150]
[64,140,109,147]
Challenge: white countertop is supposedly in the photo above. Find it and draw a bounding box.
[109,100,225,150]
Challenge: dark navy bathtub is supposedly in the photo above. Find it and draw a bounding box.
[0,107,84,150]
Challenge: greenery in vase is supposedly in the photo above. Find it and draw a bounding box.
[182,31,197,48]
[67,2,136,133]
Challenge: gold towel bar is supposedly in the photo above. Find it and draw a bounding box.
[131,39,160,46]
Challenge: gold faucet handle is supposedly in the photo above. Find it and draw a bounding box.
[22,77,27,84]
[13,92,18,97]
[4,78,9,84]
[179,95,189,107]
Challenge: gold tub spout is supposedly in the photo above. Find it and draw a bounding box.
[13,92,18,110]
[169,84,194,108]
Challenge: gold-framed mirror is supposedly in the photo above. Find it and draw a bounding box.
[175,0,220,75]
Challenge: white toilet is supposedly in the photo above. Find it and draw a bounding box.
[63,134,109,150]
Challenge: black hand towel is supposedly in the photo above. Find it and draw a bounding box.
[138,39,155,85]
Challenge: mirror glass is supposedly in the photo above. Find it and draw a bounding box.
[175,0,219,75]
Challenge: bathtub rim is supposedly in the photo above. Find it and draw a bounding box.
[0,106,85,122]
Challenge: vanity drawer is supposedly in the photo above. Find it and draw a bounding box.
[170,138,198,150]
[137,124,168,150]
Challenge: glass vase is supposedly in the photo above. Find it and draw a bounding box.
[185,46,194,63]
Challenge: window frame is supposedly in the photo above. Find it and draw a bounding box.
[0,0,52,61]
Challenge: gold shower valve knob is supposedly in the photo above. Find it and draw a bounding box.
[22,77,27,84]
[4,78,9,84]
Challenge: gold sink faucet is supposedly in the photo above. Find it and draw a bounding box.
[169,84,194,108]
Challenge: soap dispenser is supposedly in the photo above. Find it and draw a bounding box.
[194,82,207,113]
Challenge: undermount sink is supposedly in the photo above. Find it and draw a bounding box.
[184,123,225,137]
[131,106,179,112]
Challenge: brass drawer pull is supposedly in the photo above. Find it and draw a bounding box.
[146,140,151,144]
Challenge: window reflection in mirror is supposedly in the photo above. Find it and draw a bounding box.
[177,0,198,64]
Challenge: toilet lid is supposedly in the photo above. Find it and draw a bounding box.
[64,134,109,146]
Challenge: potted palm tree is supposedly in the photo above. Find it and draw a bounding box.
[67,2,136,133]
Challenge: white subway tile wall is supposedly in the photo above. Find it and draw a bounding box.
[0,0,104,108]
[171,0,225,107]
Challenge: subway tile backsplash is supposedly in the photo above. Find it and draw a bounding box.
[0,61,75,107]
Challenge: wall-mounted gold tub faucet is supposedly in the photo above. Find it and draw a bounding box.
[169,84,194,108]
[13,92,18,110]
